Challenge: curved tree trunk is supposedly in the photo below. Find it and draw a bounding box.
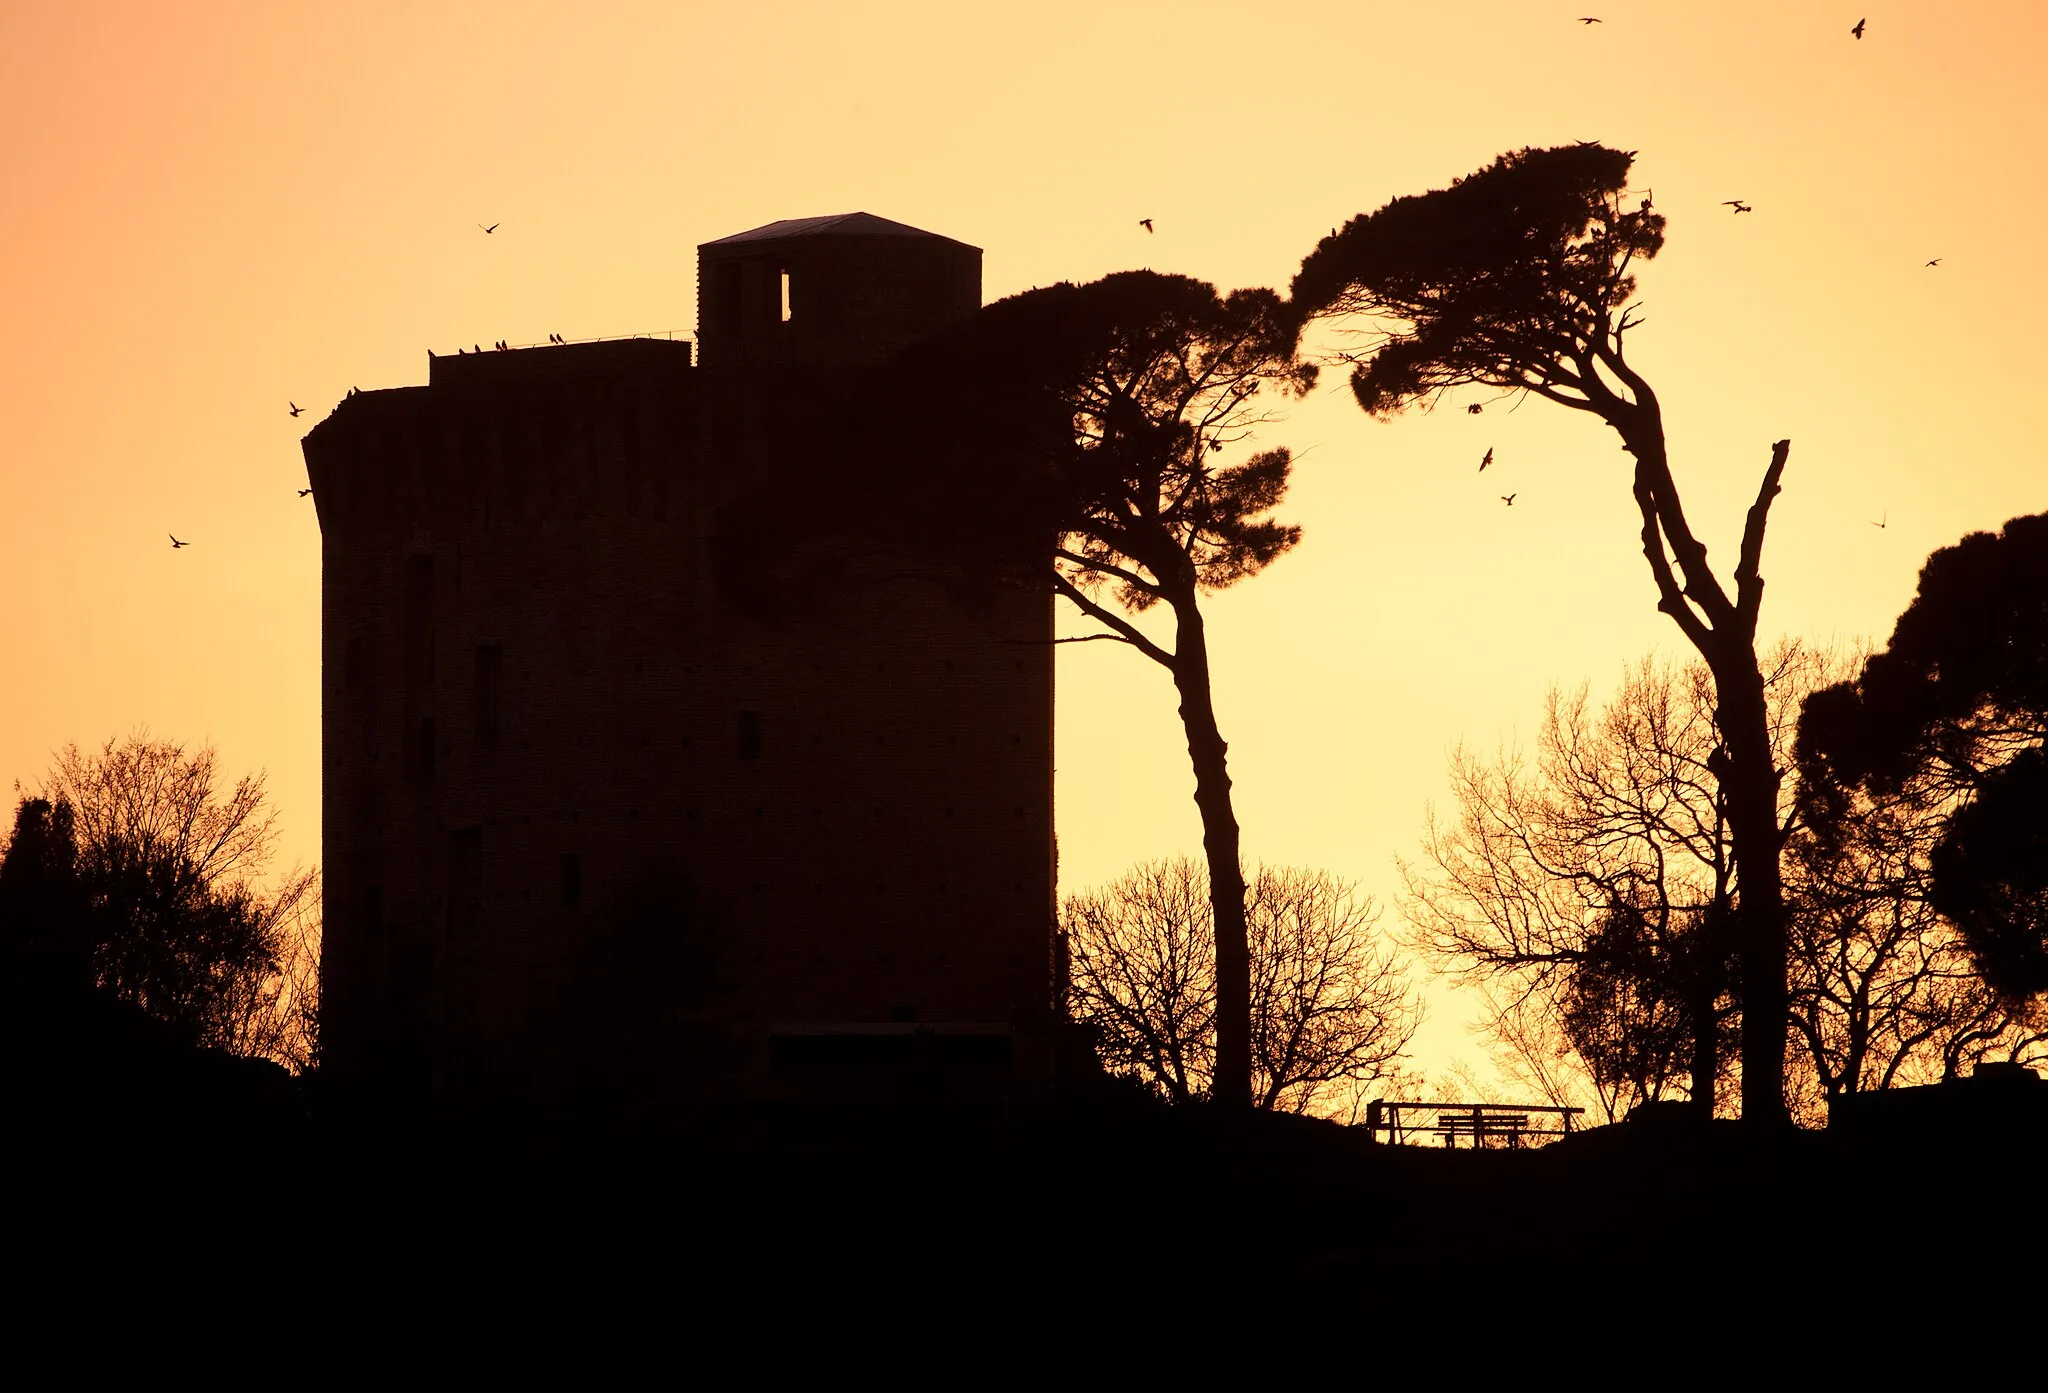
[1620,420,1793,1127]
[1167,592,1252,1108]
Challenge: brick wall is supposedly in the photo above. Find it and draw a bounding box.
[305,348,1055,1097]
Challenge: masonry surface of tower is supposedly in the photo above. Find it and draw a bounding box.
[303,214,1055,1098]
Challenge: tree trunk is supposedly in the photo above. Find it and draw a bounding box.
[1167,592,1252,1108]
[1624,421,1794,1129]
[1687,989,1718,1113]
[1713,655,1791,1127]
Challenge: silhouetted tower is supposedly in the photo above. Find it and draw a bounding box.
[304,214,1053,1101]
[696,212,981,368]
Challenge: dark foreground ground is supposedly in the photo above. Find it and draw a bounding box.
[10,1003,2043,1378]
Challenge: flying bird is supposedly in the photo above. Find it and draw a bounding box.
[1139,219,1154,233]
[1722,200,1752,214]
[480,222,499,234]
[169,534,189,549]
[1467,403,1484,415]
[1479,448,1494,472]
[1871,512,1887,529]
[1578,16,1602,22]
[1852,18,1866,39]
[1501,494,1516,507]
[298,488,313,497]
[287,401,304,418]
[1925,258,1942,267]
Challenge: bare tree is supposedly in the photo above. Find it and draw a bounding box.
[26,733,318,1066]
[1406,644,2043,1125]
[1296,144,1799,1124]
[1401,652,1786,1116]
[208,874,321,1072]
[1481,988,1636,1125]
[1064,858,1421,1117]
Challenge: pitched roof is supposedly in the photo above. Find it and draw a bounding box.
[699,212,977,250]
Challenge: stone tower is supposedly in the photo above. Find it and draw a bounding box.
[304,214,1053,1101]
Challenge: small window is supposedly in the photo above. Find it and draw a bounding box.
[739,710,762,759]
[559,853,582,911]
[473,645,502,742]
[780,268,792,323]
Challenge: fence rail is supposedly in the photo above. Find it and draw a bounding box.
[1365,1100,1586,1149]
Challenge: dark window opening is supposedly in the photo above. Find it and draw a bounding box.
[739,710,762,759]
[473,645,502,743]
[559,853,582,911]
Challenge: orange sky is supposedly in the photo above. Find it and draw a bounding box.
[3,1,2044,1079]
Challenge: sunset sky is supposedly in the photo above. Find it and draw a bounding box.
[3,1,2043,1078]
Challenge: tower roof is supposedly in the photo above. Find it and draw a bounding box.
[700,212,978,251]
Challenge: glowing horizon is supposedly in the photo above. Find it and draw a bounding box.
[3,0,2043,1085]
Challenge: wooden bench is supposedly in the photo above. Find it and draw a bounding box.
[1435,1111,1531,1147]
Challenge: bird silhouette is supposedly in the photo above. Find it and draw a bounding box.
[1722,200,1752,214]
[1479,448,1494,472]
[1139,219,1154,233]
[1467,403,1484,415]
[1852,18,1866,39]
[1641,189,1654,212]
[1501,494,1516,506]
[287,401,304,418]
[480,222,499,234]
[474,344,482,353]
[1925,258,1942,267]
[1871,511,1887,529]
[298,488,313,498]
[169,534,189,548]
[1578,16,1602,22]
